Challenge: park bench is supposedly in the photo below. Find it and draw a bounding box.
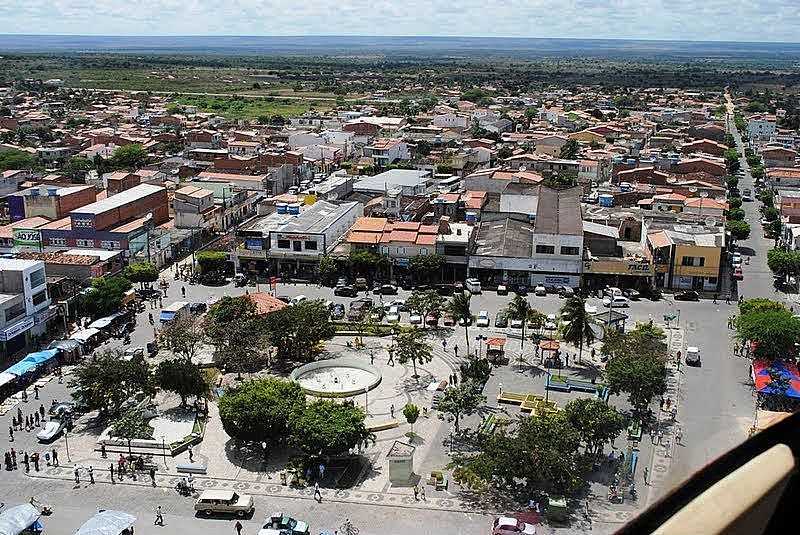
[497,391,528,404]
[367,419,400,432]
[428,470,449,490]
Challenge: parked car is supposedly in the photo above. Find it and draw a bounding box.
[380,284,398,295]
[37,418,69,442]
[622,288,640,300]
[372,282,383,294]
[233,273,248,287]
[602,295,630,308]
[603,286,623,297]
[458,315,473,326]
[386,306,401,323]
[262,513,310,535]
[465,278,482,294]
[733,267,744,281]
[686,346,701,366]
[123,346,145,360]
[476,310,490,327]
[336,278,348,287]
[510,318,523,329]
[534,285,547,296]
[425,313,440,327]
[354,278,368,291]
[495,312,508,328]
[409,312,423,325]
[558,286,574,298]
[370,307,385,321]
[276,295,291,303]
[189,302,208,314]
[513,284,528,296]
[289,295,307,306]
[331,303,345,320]
[496,284,508,296]
[194,490,254,517]
[436,284,455,296]
[674,290,700,301]
[383,299,406,311]
[443,313,455,326]
[334,285,357,297]
[48,402,75,417]
[492,515,536,535]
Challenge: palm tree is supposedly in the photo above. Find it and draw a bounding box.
[506,295,531,351]
[448,292,473,357]
[560,296,596,364]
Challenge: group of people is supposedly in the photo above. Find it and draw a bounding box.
[9,403,48,440]
[3,447,56,472]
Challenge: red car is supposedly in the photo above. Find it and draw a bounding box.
[492,516,536,535]
[425,313,440,326]
[732,268,744,281]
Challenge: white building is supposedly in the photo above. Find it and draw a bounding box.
[433,113,468,129]
[0,259,53,356]
[747,116,777,143]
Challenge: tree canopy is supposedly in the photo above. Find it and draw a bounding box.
[264,299,335,361]
[290,399,373,456]
[735,307,800,360]
[726,220,751,241]
[205,296,269,374]
[218,377,306,443]
[436,381,485,432]
[81,275,133,319]
[69,351,153,415]
[124,261,159,288]
[564,398,627,455]
[560,296,595,362]
[110,143,148,170]
[158,314,205,362]
[405,290,445,328]
[395,327,434,378]
[0,149,35,171]
[155,358,208,406]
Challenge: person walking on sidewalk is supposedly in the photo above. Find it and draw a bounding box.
[643,467,649,485]
[150,467,156,486]
[88,465,94,484]
[420,485,426,501]
[187,445,194,463]
[74,467,80,486]
[314,482,322,502]
[8,426,12,442]
[110,463,114,483]
[235,520,243,535]
[154,506,164,526]
[51,449,58,467]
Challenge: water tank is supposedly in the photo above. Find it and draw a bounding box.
[598,194,614,207]
[288,203,301,215]
[276,203,288,214]
[48,187,58,196]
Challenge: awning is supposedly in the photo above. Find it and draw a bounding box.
[487,337,506,347]
[539,340,561,351]
[4,359,37,377]
[0,503,41,535]
[70,328,101,343]
[48,339,82,352]
[24,349,59,365]
[0,372,16,388]
[74,510,136,535]
[752,359,800,398]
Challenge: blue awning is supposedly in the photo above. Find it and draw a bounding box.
[4,360,37,377]
[24,349,59,365]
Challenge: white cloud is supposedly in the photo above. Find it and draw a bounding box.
[1,0,799,42]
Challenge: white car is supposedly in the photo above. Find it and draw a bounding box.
[409,312,423,325]
[602,295,630,308]
[386,306,401,323]
[492,515,536,535]
[383,299,405,311]
[534,285,547,296]
[604,287,623,297]
[731,253,742,266]
[509,318,523,329]
[289,295,307,306]
[686,346,701,366]
[476,310,490,327]
[37,419,68,442]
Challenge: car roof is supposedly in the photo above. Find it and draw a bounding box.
[687,346,699,352]
[198,490,236,500]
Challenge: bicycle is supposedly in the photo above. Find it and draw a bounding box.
[340,518,359,535]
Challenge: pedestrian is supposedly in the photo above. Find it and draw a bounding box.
[454,345,459,358]
[33,385,39,400]
[643,467,649,485]
[659,397,665,410]
[34,412,40,427]
[110,463,115,483]
[52,449,58,467]
[39,404,44,419]
[101,443,107,458]
[21,389,27,402]
[319,463,325,480]
[4,452,10,471]
[390,404,395,418]
[671,407,677,421]
[713,293,717,304]
[182,286,186,298]
[657,429,664,445]
[88,465,94,484]
[420,485,426,501]
[74,467,80,485]
[370,351,375,365]
[413,485,419,501]
[24,416,30,431]
[150,467,156,486]
[665,398,672,411]
[725,294,731,305]
[187,473,194,492]
[235,520,243,535]
[187,445,194,463]
[676,428,684,445]
[17,407,22,423]
[148,312,154,325]
[314,482,322,502]
[23,452,29,473]
[154,505,164,526]
[10,449,17,469]
[8,426,12,442]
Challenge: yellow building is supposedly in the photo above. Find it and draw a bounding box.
[569,130,606,145]
[645,224,725,293]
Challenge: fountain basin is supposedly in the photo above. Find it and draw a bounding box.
[290,357,382,398]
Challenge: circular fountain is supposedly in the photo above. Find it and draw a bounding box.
[290,357,382,398]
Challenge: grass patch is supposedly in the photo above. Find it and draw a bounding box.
[174,95,331,119]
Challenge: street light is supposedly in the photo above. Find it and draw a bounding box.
[162,436,168,468]
[363,386,369,416]
[64,430,71,462]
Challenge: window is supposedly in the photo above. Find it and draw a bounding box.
[681,256,705,267]
[304,241,318,251]
[277,239,290,249]
[292,241,302,252]
[100,241,120,249]
[76,239,94,248]
[420,248,428,256]
[560,246,580,256]
[707,277,718,284]
[4,302,25,323]
[73,219,92,229]
[29,268,45,288]
[32,289,48,306]
[49,237,67,247]
[536,245,555,254]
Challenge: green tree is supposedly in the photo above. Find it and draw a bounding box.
[762,206,780,222]
[448,292,473,355]
[605,352,667,417]
[348,249,387,279]
[81,275,133,319]
[726,220,751,241]
[560,296,595,363]
[395,327,433,378]
[110,143,148,171]
[559,138,580,160]
[436,381,485,433]
[739,298,787,316]
[318,255,340,286]
[124,261,159,289]
[735,308,800,361]
[403,403,420,434]
[506,295,531,350]
[195,250,227,275]
[564,398,627,455]
[727,197,743,210]
[724,148,740,174]
[111,410,154,445]
[408,254,444,283]
[61,156,93,181]
[0,149,35,171]
[155,358,208,406]
[69,350,153,415]
[291,399,373,456]
[767,249,800,280]
[405,290,445,330]
[205,296,268,375]
[264,300,335,361]
[158,314,205,361]
[727,208,745,221]
[218,377,306,443]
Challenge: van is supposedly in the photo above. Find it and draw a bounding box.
[159,301,190,324]
[465,278,482,294]
[194,490,254,517]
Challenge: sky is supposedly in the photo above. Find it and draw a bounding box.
[1,0,799,43]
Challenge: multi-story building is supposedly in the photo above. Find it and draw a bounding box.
[173,185,217,230]
[747,115,777,144]
[7,185,97,222]
[761,146,798,168]
[363,139,410,165]
[644,221,726,292]
[0,259,53,358]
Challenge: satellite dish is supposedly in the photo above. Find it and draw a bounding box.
[700,191,709,198]
[688,186,698,193]
[705,216,718,228]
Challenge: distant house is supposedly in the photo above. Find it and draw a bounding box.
[680,139,728,157]
[362,139,410,165]
[433,113,468,129]
[761,146,798,168]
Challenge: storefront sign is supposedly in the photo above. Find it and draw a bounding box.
[395,258,409,267]
[13,229,42,248]
[583,259,653,276]
[0,316,34,341]
[246,239,263,251]
[34,306,57,325]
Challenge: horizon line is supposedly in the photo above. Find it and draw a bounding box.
[1,33,799,46]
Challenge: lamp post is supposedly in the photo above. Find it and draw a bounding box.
[162,436,168,468]
[64,430,71,462]
[364,386,369,416]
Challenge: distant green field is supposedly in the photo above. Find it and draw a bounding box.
[174,95,332,119]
